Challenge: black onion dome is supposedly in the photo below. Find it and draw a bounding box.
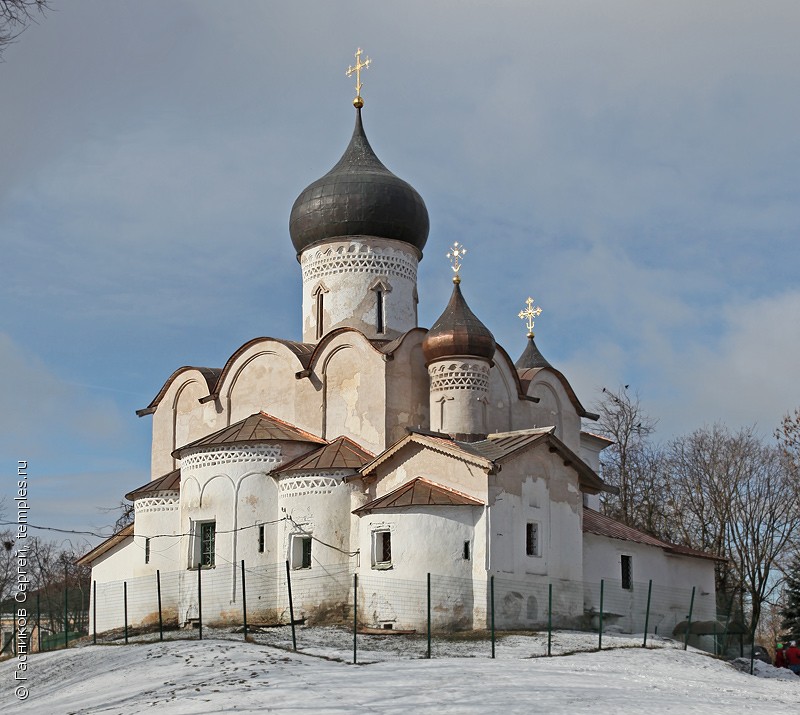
[422,282,496,363]
[289,108,430,256]
[514,335,553,370]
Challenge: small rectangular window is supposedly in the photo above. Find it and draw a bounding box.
[200,522,215,567]
[621,555,633,590]
[376,290,385,334]
[258,524,265,553]
[291,534,312,569]
[372,530,392,569]
[526,522,540,557]
[145,537,151,564]
[463,541,471,561]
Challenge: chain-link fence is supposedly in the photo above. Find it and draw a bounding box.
[5,563,756,664]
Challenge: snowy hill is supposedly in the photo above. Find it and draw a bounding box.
[1,634,797,714]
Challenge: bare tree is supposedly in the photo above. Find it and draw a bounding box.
[1,0,48,59]
[593,386,662,531]
[666,424,800,631]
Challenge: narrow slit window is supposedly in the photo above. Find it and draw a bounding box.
[526,522,539,557]
[463,540,471,561]
[621,555,633,590]
[376,289,384,334]
[257,524,265,553]
[315,291,324,340]
[145,537,151,564]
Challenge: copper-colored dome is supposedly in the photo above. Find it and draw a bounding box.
[289,108,429,256]
[422,282,496,363]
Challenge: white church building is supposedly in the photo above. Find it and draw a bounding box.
[80,90,719,637]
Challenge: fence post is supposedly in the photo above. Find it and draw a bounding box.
[353,573,358,665]
[490,575,496,659]
[64,563,69,649]
[720,593,734,657]
[598,579,604,650]
[426,572,432,659]
[683,585,695,651]
[547,583,553,657]
[241,561,248,642]
[642,579,652,648]
[157,570,163,642]
[37,591,42,653]
[123,581,129,645]
[285,560,297,651]
[197,566,203,641]
[91,582,96,645]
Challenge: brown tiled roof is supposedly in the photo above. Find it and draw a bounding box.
[173,411,325,458]
[125,469,181,501]
[76,524,134,566]
[354,477,483,514]
[276,436,374,473]
[582,508,726,562]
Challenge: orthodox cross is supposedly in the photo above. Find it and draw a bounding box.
[346,48,372,107]
[446,242,467,283]
[518,297,543,337]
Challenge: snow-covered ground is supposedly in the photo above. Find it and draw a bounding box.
[1,629,797,714]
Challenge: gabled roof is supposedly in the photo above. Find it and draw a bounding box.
[472,429,613,495]
[360,431,494,477]
[76,524,134,566]
[173,411,325,458]
[354,477,484,514]
[125,469,181,501]
[360,428,613,495]
[276,436,374,474]
[582,508,726,562]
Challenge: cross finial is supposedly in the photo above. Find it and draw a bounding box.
[346,48,372,108]
[518,297,543,337]
[446,242,466,284]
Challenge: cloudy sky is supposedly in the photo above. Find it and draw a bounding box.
[2,1,799,545]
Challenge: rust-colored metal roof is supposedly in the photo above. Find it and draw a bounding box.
[354,477,484,514]
[582,508,725,562]
[125,469,181,501]
[277,436,374,474]
[173,411,325,458]
[76,524,134,566]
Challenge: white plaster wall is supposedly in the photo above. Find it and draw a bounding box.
[131,492,181,577]
[316,335,386,453]
[300,238,419,342]
[582,533,717,635]
[384,331,429,445]
[150,371,223,478]
[223,344,319,431]
[488,445,584,584]
[355,507,483,630]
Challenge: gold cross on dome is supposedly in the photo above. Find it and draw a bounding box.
[518,297,543,337]
[346,48,372,107]
[446,242,467,283]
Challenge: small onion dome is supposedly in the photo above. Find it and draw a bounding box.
[514,335,552,370]
[423,281,496,363]
[289,108,430,256]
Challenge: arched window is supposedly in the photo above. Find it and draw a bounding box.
[312,283,328,340]
[369,279,392,335]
